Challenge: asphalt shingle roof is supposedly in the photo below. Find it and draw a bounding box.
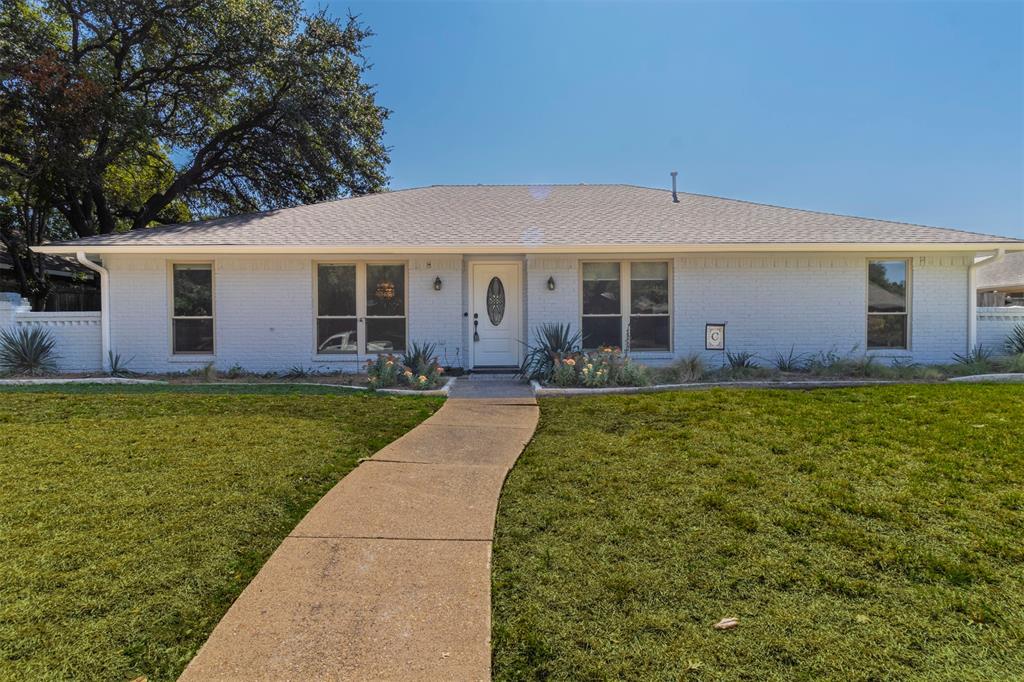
[37,184,1022,250]
[977,251,1024,289]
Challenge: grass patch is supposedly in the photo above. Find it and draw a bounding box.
[0,386,441,680]
[492,385,1024,680]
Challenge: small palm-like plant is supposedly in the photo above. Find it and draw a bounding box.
[402,341,438,372]
[953,344,994,366]
[772,346,809,372]
[518,322,581,382]
[1005,323,1024,355]
[107,351,136,377]
[726,350,759,369]
[0,327,59,376]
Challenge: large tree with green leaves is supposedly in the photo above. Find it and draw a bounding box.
[0,0,389,305]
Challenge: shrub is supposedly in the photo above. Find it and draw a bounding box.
[579,353,612,387]
[223,363,247,379]
[519,323,581,382]
[397,341,445,389]
[399,355,444,390]
[772,347,808,372]
[726,350,759,369]
[367,354,401,388]
[550,356,579,387]
[107,351,136,377]
[402,341,438,371]
[0,327,58,376]
[996,353,1024,373]
[656,353,704,383]
[617,358,651,387]
[1006,323,1024,355]
[284,365,313,379]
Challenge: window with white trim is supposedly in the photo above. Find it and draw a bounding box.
[867,259,909,349]
[316,262,407,354]
[172,263,214,354]
[581,261,671,350]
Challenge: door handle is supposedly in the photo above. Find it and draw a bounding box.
[473,317,479,342]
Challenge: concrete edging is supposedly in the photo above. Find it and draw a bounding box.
[531,378,913,396]
[375,377,456,397]
[0,377,166,386]
[949,373,1024,383]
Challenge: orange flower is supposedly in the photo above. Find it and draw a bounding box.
[565,358,576,366]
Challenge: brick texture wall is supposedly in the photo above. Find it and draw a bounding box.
[100,250,973,373]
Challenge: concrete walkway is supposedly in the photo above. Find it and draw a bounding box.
[180,376,537,681]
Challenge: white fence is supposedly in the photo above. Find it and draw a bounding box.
[0,295,103,371]
[977,307,1024,354]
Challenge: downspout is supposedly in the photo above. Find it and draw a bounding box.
[76,252,111,372]
[967,248,1005,353]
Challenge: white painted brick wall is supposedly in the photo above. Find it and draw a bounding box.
[104,254,465,373]
[525,251,972,366]
[98,250,974,373]
[977,307,1024,354]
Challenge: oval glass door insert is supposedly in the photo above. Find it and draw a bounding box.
[486,277,506,325]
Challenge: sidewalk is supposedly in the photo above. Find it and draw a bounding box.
[180,377,537,681]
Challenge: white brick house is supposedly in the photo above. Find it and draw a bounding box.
[32,184,1023,373]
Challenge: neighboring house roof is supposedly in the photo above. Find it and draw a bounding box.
[0,247,96,280]
[976,251,1024,290]
[33,184,1024,255]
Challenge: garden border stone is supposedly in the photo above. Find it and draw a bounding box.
[0,377,166,385]
[949,373,1024,383]
[531,378,913,396]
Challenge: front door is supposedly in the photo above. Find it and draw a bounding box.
[471,262,520,367]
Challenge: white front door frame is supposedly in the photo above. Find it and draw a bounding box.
[469,260,522,368]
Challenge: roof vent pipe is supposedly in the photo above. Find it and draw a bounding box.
[670,171,679,203]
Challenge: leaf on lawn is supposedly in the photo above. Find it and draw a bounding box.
[855,614,870,624]
[713,617,739,630]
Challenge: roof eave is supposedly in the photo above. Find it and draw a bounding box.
[31,241,1024,256]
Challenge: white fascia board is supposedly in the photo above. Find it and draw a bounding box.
[31,242,1024,256]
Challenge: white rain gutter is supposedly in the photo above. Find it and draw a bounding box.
[967,248,1005,353]
[76,252,110,371]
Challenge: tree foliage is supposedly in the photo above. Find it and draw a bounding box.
[0,0,389,303]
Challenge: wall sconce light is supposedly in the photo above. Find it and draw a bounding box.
[547,276,556,291]
[433,276,443,291]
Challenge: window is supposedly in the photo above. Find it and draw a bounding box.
[581,261,671,350]
[582,262,622,348]
[365,264,406,352]
[867,259,909,349]
[317,265,357,353]
[630,262,670,349]
[172,264,214,354]
[316,262,406,355]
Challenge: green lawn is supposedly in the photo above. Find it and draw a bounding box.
[492,385,1024,681]
[0,385,441,681]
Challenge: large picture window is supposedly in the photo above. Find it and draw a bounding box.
[172,264,214,354]
[316,262,406,355]
[867,259,910,349]
[581,261,671,351]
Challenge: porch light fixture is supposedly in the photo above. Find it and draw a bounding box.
[433,276,443,291]
[547,276,556,291]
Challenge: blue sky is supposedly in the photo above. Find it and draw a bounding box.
[327,1,1023,237]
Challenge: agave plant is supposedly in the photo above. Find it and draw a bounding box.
[0,327,59,376]
[772,346,808,372]
[107,351,136,377]
[518,322,581,382]
[1006,323,1024,355]
[726,350,759,369]
[402,341,438,373]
